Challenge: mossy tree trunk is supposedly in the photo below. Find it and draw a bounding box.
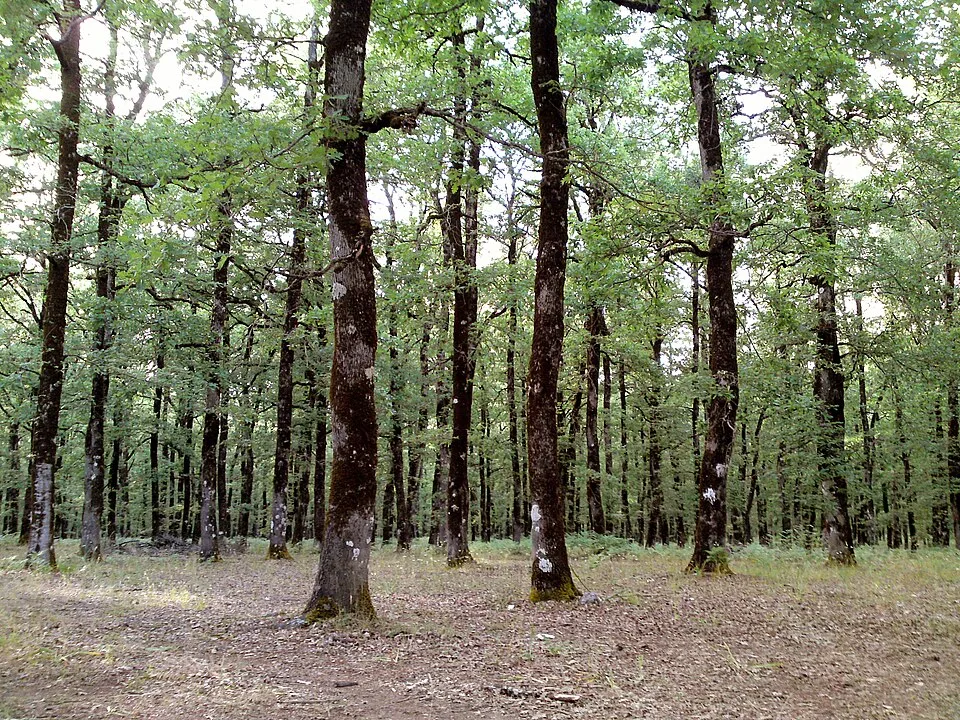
[305,0,378,619]
[527,0,576,602]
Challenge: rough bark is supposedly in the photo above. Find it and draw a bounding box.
[27,1,84,569]
[216,399,230,537]
[305,0,378,619]
[805,140,855,565]
[685,51,738,575]
[585,306,608,535]
[527,0,576,602]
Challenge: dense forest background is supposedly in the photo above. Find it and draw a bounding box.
[2,0,959,569]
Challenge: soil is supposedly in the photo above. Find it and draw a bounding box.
[1,539,958,720]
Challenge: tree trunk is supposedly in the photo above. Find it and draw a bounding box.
[806,140,855,565]
[646,332,667,546]
[685,52,738,574]
[602,353,614,533]
[26,0,85,570]
[619,361,631,538]
[945,262,960,550]
[527,0,576,602]
[313,381,328,546]
[507,228,524,542]
[744,411,765,545]
[5,425,20,536]
[383,187,411,551]
[150,354,163,539]
[444,26,482,566]
[585,306,608,535]
[562,378,584,532]
[293,379,316,546]
[407,318,430,539]
[305,0,378,619]
[216,400,230,537]
[854,297,878,544]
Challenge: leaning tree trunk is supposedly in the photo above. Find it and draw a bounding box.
[527,0,576,602]
[584,306,608,535]
[27,1,85,570]
[685,52,739,574]
[806,139,855,565]
[305,0,378,619]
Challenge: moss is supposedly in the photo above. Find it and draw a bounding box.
[266,545,293,561]
[529,578,578,603]
[446,553,474,569]
[303,588,377,625]
[685,546,733,575]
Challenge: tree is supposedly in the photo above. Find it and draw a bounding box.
[527,0,577,602]
[304,0,379,619]
[25,0,86,570]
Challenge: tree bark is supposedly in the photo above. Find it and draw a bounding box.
[805,139,855,565]
[619,361,632,538]
[527,0,576,602]
[27,1,84,569]
[585,306,608,535]
[268,177,310,558]
[4,425,20,536]
[305,0,378,619]
[646,332,667,546]
[507,224,524,542]
[444,26,482,566]
[944,261,960,549]
[684,49,739,574]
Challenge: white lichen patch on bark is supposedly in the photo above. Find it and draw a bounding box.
[332,280,347,300]
[703,487,717,503]
[538,557,553,572]
[531,504,542,522]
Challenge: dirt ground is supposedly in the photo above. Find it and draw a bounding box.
[1,538,958,720]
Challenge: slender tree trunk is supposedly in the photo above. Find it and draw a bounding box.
[944,261,960,550]
[602,353,614,533]
[685,51,739,574]
[562,379,584,532]
[236,399,256,538]
[854,297,877,544]
[646,333,667,546]
[26,1,85,570]
[383,187,410,551]
[407,319,430,539]
[313,381,328,546]
[619,361,631,538]
[445,27,482,566]
[690,260,702,503]
[933,402,950,546]
[507,230,524,542]
[216,397,230,537]
[585,307,608,535]
[806,140,855,565]
[5,425,20,535]
[744,411,765,544]
[527,0,576,601]
[293,380,316,546]
[149,354,163,539]
[305,0,378,619]
[106,414,121,542]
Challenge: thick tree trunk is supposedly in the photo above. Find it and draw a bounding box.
[527,0,576,602]
[805,140,855,565]
[585,306,607,535]
[685,54,738,574]
[27,2,84,570]
[305,0,378,619]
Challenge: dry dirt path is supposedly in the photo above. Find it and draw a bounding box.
[1,540,958,719]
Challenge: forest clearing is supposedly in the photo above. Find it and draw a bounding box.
[1,538,958,720]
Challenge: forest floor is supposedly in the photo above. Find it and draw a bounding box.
[0,537,958,720]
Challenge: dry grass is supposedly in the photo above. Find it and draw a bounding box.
[1,537,958,719]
